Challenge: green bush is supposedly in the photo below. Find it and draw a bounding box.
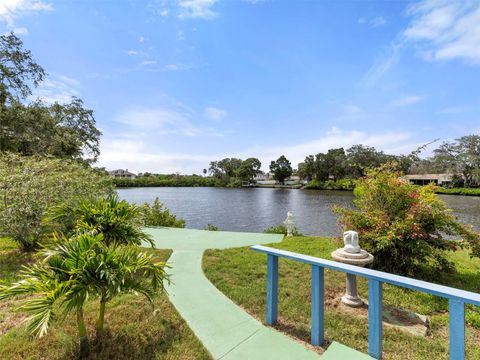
[140,197,186,228]
[48,194,153,247]
[435,187,480,196]
[263,224,301,236]
[204,224,219,231]
[0,153,112,251]
[304,178,354,190]
[334,163,480,276]
[113,175,217,188]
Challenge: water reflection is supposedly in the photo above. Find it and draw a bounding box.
[117,187,479,236]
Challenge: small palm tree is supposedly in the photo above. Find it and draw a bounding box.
[0,233,169,356]
[47,194,154,247]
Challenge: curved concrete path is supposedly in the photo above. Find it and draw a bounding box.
[145,227,320,360]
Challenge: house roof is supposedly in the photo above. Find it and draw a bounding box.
[108,169,136,176]
[404,173,453,181]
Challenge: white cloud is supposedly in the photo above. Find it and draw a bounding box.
[358,15,387,28]
[345,104,361,114]
[404,0,480,64]
[99,138,215,174]
[140,60,158,66]
[360,41,401,87]
[113,103,224,138]
[115,107,202,137]
[0,0,52,29]
[371,16,386,28]
[438,106,469,114]
[125,50,140,56]
[30,74,80,104]
[204,106,227,121]
[11,26,28,35]
[178,0,218,19]
[98,127,416,174]
[392,95,425,107]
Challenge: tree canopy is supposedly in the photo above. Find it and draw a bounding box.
[0,33,101,163]
[270,155,293,184]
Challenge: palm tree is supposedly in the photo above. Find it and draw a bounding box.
[0,233,169,356]
[47,194,154,247]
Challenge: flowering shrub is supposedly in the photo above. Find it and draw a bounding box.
[334,163,480,276]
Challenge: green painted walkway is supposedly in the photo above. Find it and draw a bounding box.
[146,227,372,360]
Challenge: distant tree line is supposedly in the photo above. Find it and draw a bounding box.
[119,136,480,190]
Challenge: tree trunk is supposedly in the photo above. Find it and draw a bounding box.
[77,307,89,358]
[95,291,107,337]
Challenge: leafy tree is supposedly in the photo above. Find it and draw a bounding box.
[139,197,186,228]
[346,144,387,178]
[212,158,243,178]
[325,148,348,181]
[334,163,480,276]
[0,232,169,356]
[432,135,480,187]
[0,153,112,251]
[1,98,101,162]
[0,32,45,105]
[270,155,293,184]
[0,33,101,162]
[236,157,261,181]
[47,194,153,247]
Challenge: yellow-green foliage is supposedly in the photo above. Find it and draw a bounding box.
[0,153,112,251]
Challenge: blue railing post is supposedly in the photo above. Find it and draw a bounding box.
[311,265,325,346]
[368,279,383,359]
[266,254,278,325]
[449,299,465,360]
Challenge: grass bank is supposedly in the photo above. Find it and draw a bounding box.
[203,236,480,359]
[0,238,211,360]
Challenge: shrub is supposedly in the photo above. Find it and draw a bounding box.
[139,198,186,228]
[304,178,354,190]
[204,224,219,231]
[0,232,169,356]
[0,153,112,251]
[47,194,153,247]
[334,163,480,276]
[263,224,301,236]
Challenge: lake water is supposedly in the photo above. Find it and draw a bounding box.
[117,187,480,236]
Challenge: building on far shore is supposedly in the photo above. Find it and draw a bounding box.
[404,173,453,187]
[254,172,277,185]
[108,169,137,179]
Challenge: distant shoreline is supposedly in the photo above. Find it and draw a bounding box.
[114,183,480,196]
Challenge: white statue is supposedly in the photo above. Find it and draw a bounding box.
[343,230,360,253]
[283,211,295,237]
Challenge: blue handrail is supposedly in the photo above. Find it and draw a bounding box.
[251,244,480,360]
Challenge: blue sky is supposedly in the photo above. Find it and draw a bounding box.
[1,0,480,173]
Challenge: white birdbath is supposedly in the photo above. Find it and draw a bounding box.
[283,211,295,237]
[331,231,373,307]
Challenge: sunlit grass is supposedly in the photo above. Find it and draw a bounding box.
[0,238,211,360]
[203,236,480,359]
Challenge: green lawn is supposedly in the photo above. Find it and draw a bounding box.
[0,238,212,360]
[203,236,480,360]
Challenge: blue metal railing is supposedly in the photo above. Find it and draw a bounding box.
[251,245,480,360]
